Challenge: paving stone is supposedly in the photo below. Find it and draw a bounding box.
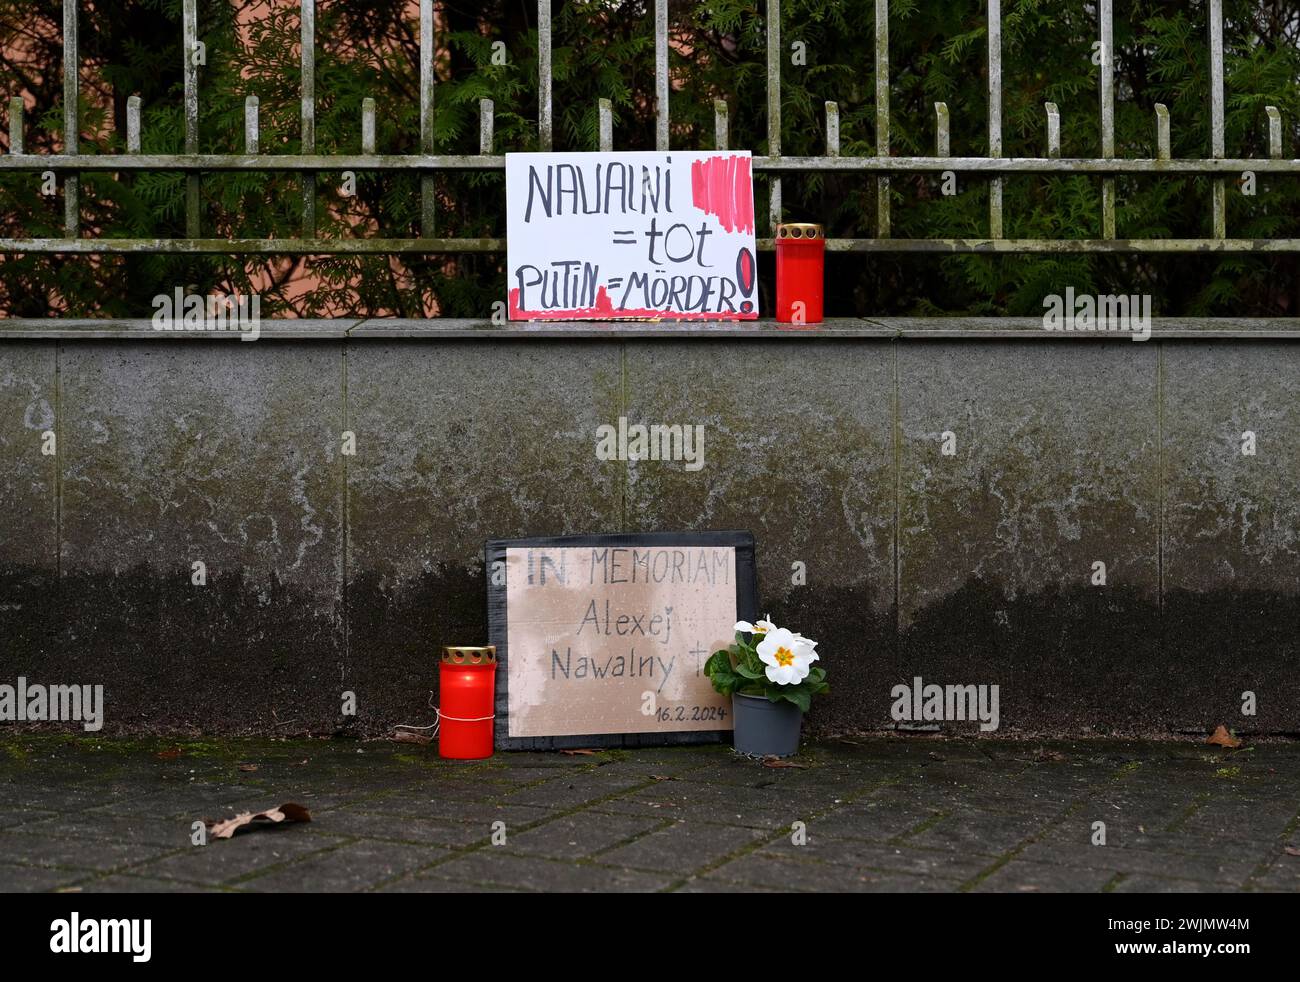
[1011,841,1256,885]
[0,809,59,830]
[418,851,672,892]
[1109,873,1227,893]
[355,796,553,827]
[0,831,178,872]
[502,772,655,809]
[969,860,1120,893]
[902,809,1056,857]
[507,812,666,860]
[71,874,223,893]
[800,798,947,842]
[0,860,87,893]
[15,812,204,849]
[761,836,991,879]
[239,840,446,892]
[298,809,489,848]
[594,780,844,829]
[595,819,768,874]
[702,852,961,893]
[130,831,347,886]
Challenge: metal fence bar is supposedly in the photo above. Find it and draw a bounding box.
[361,98,375,155]
[182,0,199,236]
[935,102,949,157]
[538,0,552,151]
[987,0,1002,239]
[245,96,260,154]
[598,99,613,152]
[826,102,839,157]
[63,0,79,237]
[1099,0,1115,238]
[1155,104,1170,161]
[126,96,141,153]
[1209,0,1226,238]
[1266,106,1281,159]
[766,0,781,232]
[4,237,1295,256]
[480,99,495,155]
[1045,103,1060,158]
[714,99,728,151]
[655,0,669,150]
[301,0,316,237]
[7,97,22,154]
[420,0,436,234]
[875,0,890,237]
[5,154,1294,175]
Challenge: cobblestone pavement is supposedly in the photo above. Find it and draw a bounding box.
[1,735,1298,893]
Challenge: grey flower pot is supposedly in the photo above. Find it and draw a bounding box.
[732,693,803,757]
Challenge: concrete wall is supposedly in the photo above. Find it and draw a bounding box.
[3,322,1299,737]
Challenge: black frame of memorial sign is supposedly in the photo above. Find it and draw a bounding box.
[485,530,758,751]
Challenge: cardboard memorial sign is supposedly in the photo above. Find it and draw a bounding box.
[486,531,757,750]
[505,151,759,321]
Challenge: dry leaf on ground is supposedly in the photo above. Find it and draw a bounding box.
[391,730,432,746]
[1283,846,1300,857]
[762,757,807,769]
[206,803,312,840]
[237,763,258,772]
[1206,725,1243,749]
[560,749,599,756]
[156,747,183,760]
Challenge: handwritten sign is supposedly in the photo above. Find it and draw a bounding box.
[487,532,757,750]
[505,151,759,321]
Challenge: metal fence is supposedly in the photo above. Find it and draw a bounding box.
[0,0,1295,258]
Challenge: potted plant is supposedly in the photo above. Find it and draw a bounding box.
[704,616,829,757]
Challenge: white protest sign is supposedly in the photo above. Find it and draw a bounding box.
[506,150,759,321]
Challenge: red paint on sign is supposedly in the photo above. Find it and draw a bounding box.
[509,287,758,321]
[690,155,755,234]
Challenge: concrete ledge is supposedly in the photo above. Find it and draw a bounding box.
[3,316,1300,340]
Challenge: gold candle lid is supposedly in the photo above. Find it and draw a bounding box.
[442,645,497,665]
[776,223,824,239]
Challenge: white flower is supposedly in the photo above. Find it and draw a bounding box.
[734,614,779,636]
[756,628,817,685]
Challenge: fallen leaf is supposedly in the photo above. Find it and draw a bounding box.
[156,747,183,760]
[391,730,432,746]
[1035,749,1066,763]
[237,763,258,772]
[1206,725,1242,749]
[207,802,312,840]
[650,775,674,782]
[762,757,807,768]
[560,749,599,756]
[1284,846,1300,857]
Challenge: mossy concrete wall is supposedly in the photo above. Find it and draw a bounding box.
[3,324,1298,737]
